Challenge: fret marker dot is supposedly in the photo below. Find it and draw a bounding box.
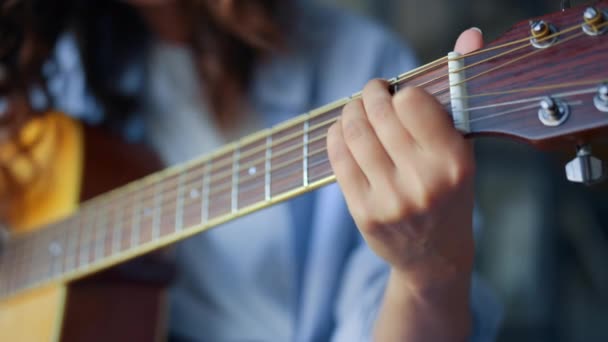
[190,189,200,199]
[48,242,63,256]
[248,167,257,175]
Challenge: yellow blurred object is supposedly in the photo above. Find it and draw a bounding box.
[0,112,83,232]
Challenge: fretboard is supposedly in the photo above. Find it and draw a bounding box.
[0,60,452,299]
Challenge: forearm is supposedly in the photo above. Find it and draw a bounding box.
[373,268,472,342]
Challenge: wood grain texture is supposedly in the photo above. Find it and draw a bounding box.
[463,0,608,146]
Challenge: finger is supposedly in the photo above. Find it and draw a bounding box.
[393,87,461,152]
[341,99,395,189]
[454,28,484,54]
[327,119,368,209]
[361,79,418,167]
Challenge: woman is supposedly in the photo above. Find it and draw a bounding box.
[2,0,500,340]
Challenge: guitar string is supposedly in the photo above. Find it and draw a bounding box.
[4,83,599,286]
[60,80,606,224]
[436,31,587,95]
[5,22,608,294]
[5,71,596,284]
[411,32,546,90]
[64,19,600,211]
[2,21,604,288]
[62,19,601,215]
[402,21,597,94]
[6,79,602,258]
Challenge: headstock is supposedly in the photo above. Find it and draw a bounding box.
[457,1,608,183]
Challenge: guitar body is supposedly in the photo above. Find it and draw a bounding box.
[0,114,167,341]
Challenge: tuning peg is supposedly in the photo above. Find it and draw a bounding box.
[565,145,604,184]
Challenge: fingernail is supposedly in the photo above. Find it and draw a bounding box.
[470,27,483,36]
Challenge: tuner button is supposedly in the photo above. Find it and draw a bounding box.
[583,7,608,36]
[584,7,602,25]
[594,83,608,113]
[538,96,569,126]
[566,146,604,184]
[531,21,550,38]
[530,21,559,48]
[598,84,608,101]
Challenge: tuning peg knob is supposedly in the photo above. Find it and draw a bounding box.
[595,83,608,112]
[530,20,559,48]
[565,146,604,184]
[583,7,608,36]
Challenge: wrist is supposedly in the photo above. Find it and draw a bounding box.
[375,267,473,341]
[390,265,472,305]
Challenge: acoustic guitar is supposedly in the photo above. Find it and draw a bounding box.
[1,2,608,340]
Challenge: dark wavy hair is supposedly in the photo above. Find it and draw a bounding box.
[1,0,289,125]
[71,0,290,128]
[0,0,289,217]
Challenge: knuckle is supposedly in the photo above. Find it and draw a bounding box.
[382,192,411,224]
[352,205,376,234]
[411,176,441,212]
[392,86,419,109]
[342,98,362,118]
[449,157,475,185]
[342,116,366,142]
[364,78,389,93]
[445,145,475,185]
[366,99,393,123]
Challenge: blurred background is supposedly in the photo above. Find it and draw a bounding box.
[313,0,608,341]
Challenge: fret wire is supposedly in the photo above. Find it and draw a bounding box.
[10,36,560,294]
[79,209,92,268]
[11,235,32,292]
[58,224,69,277]
[6,242,15,294]
[232,145,240,213]
[202,160,211,223]
[111,198,122,256]
[52,70,426,223]
[9,239,20,293]
[66,217,77,272]
[265,134,272,201]
[26,148,327,280]
[42,19,595,224]
[131,190,142,248]
[49,223,65,278]
[2,151,334,296]
[30,227,43,285]
[0,246,6,295]
[44,226,58,281]
[94,197,107,263]
[15,240,24,292]
[303,116,309,187]
[175,171,186,231]
[78,140,333,252]
[5,240,16,291]
[152,180,163,239]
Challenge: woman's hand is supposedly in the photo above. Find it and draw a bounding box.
[327,28,484,341]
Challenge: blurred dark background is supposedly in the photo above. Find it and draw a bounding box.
[314,0,608,341]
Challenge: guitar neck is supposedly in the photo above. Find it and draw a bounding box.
[3,0,608,298]
[0,61,451,299]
